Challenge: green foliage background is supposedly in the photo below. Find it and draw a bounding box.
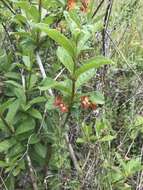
[0,0,143,189]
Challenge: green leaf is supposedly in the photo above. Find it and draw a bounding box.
[15,1,29,10]
[4,72,20,80]
[75,56,113,79]
[57,47,74,73]
[34,143,47,159]
[99,135,116,142]
[28,6,39,22]
[135,115,143,126]
[16,118,35,135]
[40,77,57,90]
[81,124,93,137]
[5,80,23,89]
[89,91,105,105]
[14,88,26,105]
[0,98,16,113]
[8,143,25,157]
[45,97,55,110]
[34,23,75,57]
[0,139,16,153]
[28,74,38,89]
[6,100,20,124]
[27,97,46,106]
[25,97,46,110]
[76,138,86,144]
[124,158,142,177]
[39,77,71,94]
[0,161,8,167]
[77,30,91,55]
[22,56,31,69]
[28,134,39,144]
[75,68,96,89]
[28,108,42,120]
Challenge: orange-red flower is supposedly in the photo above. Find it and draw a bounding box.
[59,103,69,113]
[54,96,69,113]
[80,0,90,12]
[90,103,97,110]
[67,0,76,11]
[81,95,97,110]
[81,96,91,109]
[54,96,63,107]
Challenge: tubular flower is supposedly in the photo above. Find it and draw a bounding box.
[54,96,69,113]
[81,96,97,110]
[81,96,91,109]
[67,0,76,11]
[59,103,69,113]
[54,96,63,107]
[90,103,97,110]
[80,0,90,12]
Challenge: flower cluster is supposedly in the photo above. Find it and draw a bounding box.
[67,0,76,11]
[54,96,69,113]
[67,0,90,12]
[54,95,96,113]
[81,96,96,110]
[80,0,90,12]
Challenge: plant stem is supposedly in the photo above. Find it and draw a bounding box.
[0,0,16,15]
[26,154,38,190]
[92,0,105,18]
[61,61,82,174]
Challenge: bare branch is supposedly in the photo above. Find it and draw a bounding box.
[26,154,38,190]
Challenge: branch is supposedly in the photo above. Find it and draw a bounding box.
[102,0,113,56]
[35,52,81,174]
[26,154,38,190]
[92,0,105,18]
[35,51,53,96]
[0,0,16,15]
[65,133,82,173]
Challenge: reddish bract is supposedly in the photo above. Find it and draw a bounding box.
[54,96,63,107]
[54,96,69,113]
[81,96,91,109]
[90,103,97,110]
[81,96,97,110]
[59,104,69,113]
[80,0,90,12]
[67,0,76,11]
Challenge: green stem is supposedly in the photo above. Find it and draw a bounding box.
[36,0,42,46]
[61,60,82,174]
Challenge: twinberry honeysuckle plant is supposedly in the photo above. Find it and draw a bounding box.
[33,3,113,175]
[34,15,112,115]
[0,0,113,189]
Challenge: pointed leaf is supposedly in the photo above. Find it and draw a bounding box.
[34,23,75,57]
[75,56,113,79]
[0,139,16,153]
[28,108,42,120]
[57,47,74,73]
[6,100,20,124]
[16,118,35,135]
[99,135,116,142]
[75,68,96,89]
[34,143,47,158]
[39,77,71,94]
